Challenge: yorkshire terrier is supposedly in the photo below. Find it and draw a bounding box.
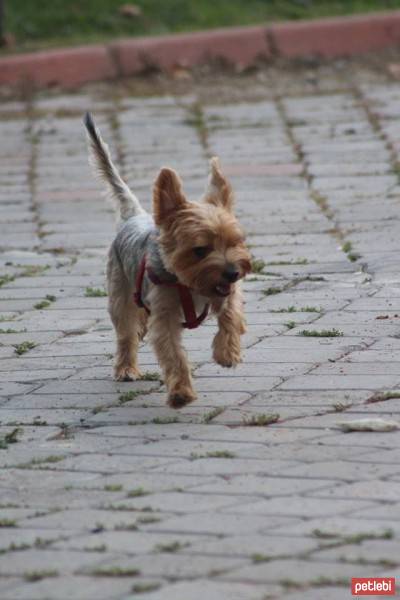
[84,113,251,408]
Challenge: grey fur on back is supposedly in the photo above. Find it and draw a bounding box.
[113,213,176,291]
[84,112,145,221]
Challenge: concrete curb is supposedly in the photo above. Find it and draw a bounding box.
[1,10,400,89]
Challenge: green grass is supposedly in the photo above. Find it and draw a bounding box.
[18,455,65,468]
[263,287,282,296]
[118,390,141,404]
[24,570,58,582]
[270,306,322,313]
[267,259,308,266]
[154,541,189,553]
[0,275,15,287]
[13,341,37,355]
[243,413,280,426]
[151,416,180,424]
[298,328,343,337]
[0,519,17,527]
[0,427,21,450]
[190,450,235,459]
[34,295,56,310]
[5,0,400,51]
[202,407,224,423]
[127,487,150,498]
[132,583,161,594]
[140,371,161,381]
[251,257,266,274]
[85,287,107,297]
[90,566,141,577]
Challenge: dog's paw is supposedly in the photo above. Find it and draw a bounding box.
[114,366,142,382]
[213,332,241,368]
[167,387,197,409]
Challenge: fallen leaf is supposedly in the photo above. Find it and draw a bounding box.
[336,418,399,433]
[118,4,142,18]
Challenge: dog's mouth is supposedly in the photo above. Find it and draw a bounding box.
[214,283,231,297]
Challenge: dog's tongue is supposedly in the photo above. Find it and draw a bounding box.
[215,283,231,296]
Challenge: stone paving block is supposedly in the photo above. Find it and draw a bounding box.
[220,557,383,585]
[3,67,400,598]
[1,576,134,600]
[18,508,168,532]
[307,479,400,502]
[55,529,216,555]
[279,374,400,390]
[273,514,400,537]
[224,495,378,518]
[93,552,247,580]
[124,579,278,600]
[0,548,106,577]
[44,453,177,474]
[190,474,335,497]
[314,538,400,565]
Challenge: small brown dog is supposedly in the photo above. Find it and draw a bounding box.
[85,113,251,408]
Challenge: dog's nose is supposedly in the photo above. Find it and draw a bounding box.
[222,265,240,283]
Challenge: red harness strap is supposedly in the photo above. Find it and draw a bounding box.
[134,256,209,329]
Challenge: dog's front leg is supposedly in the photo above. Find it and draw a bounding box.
[213,283,246,368]
[149,291,196,408]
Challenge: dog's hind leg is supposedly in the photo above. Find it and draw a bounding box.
[107,250,146,381]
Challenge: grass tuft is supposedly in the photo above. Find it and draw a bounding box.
[13,341,37,355]
[298,328,343,337]
[85,287,107,297]
[152,416,179,425]
[34,295,56,310]
[243,413,280,426]
[154,541,189,553]
[0,427,21,449]
[132,583,161,593]
[127,488,150,498]
[190,450,235,459]
[0,519,17,527]
[140,371,161,381]
[251,257,266,274]
[263,286,282,296]
[24,570,58,582]
[118,390,141,404]
[0,275,15,287]
[202,407,224,423]
[90,567,140,577]
[104,484,123,492]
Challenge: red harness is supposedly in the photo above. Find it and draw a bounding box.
[134,256,209,330]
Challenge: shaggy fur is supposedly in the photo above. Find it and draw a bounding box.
[84,112,251,408]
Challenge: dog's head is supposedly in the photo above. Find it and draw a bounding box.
[153,157,251,298]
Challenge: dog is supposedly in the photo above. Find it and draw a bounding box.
[84,113,251,408]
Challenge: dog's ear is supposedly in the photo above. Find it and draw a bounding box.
[204,157,234,212]
[153,168,187,225]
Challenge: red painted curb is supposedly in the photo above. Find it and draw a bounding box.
[271,10,400,58]
[1,11,400,89]
[110,26,270,76]
[0,45,116,88]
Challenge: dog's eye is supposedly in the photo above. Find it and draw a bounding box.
[193,246,211,259]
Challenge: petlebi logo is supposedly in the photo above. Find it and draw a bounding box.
[351,578,396,596]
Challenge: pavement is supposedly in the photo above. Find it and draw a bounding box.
[0,60,400,599]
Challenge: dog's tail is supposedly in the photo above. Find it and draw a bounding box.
[84,112,145,220]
